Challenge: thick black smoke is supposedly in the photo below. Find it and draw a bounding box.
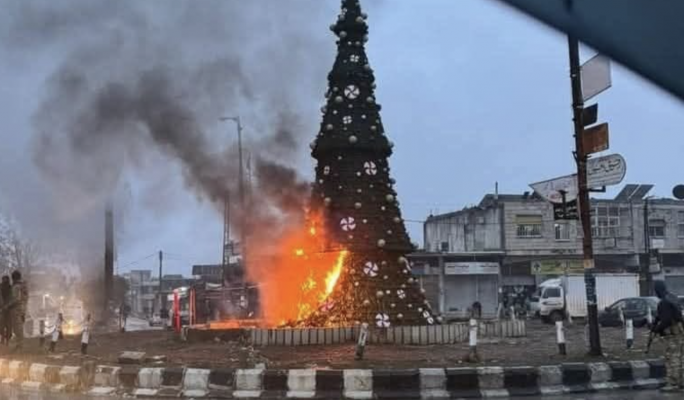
[0,0,338,274]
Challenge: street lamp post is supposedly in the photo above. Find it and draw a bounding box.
[220,116,247,270]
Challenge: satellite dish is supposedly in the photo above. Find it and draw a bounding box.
[673,185,684,200]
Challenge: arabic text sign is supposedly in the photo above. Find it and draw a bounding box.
[531,260,584,275]
[582,123,610,155]
[530,154,626,203]
[444,262,499,275]
[587,153,626,188]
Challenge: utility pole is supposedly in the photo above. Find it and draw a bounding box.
[222,195,231,287]
[158,250,163,313]
[220,116,248,270]
[104,202,114,313]
[643,198,652,296]
[568,35,602,356]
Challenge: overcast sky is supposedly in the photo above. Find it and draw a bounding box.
[1,0,682,276]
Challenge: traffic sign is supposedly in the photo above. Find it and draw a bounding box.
[581,54,612,101]
[530,154,626,203]
[582,123,609,154]
[582,104,598,127]
[586,153,626,188]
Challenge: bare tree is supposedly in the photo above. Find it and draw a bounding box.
[0,214,38,272]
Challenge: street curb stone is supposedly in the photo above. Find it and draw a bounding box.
[0,357,668,398]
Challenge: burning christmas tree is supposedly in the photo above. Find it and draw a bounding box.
[303,0,438,328]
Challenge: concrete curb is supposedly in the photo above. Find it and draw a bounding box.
[0,357,667,398]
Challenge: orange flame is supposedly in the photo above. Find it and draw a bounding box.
[246,212,348,326]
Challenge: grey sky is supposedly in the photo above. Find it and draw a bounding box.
[0,0,682,276]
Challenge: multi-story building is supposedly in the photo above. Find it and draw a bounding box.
[413,184,684,319]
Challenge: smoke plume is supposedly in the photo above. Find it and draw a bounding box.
[0,0,337,279]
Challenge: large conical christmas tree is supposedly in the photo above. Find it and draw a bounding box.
[306,0,437,328]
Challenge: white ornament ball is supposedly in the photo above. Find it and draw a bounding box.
[349,135,358,144]
[363,219,368,224]
[385,194,394,202]
[381,261,387,266]
[356,16,364,23]
[377,239,386,248]
[324,197,332,206]
[394,217,401,223]
[398,256,408,265]
[390,303,396,308]
[326,124,334,131]
[385,290,391,295]
[418,307,423,312]
[408,277,415,284]
[387,230,393,235]
[436,316,444,323]
[310,142,316,150]
[420,288,426,294]
[364,64,371,71]
[354,281,359,287]
[367,96,374,103]
[376,291,384,298]
[354,202,362,209]
[397,313,404,319]
[335,96,343,103]
[340,31,348,38]
[329,24,336,31]
[363,299,370,306]
[408,304,413,309]
[401,284,406,289]
[356,189,362,194]
[371,125,377,131]
[383,275,388,280]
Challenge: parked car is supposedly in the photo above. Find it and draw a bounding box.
[598,297,659,328]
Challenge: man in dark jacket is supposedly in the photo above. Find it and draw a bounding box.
[653,280,684,391]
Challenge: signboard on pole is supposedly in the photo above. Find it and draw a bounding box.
[530,154,626,203]
[581,54,612,101]
[582,123,610,154]
[553,200,579,220]
[586,153,627,188]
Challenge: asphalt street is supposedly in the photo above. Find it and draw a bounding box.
[0,390,680,400]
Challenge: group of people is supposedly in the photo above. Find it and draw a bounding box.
[0,271,28,351]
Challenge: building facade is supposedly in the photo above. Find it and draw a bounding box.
[125,270,197,317]
[415,184,684,319]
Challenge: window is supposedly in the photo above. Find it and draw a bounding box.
[440,242,449,252]
[591,205,620,237]
[554,222,572,241]
[542,287,561,299]
[516,215,542,237]
[679,211,684,237]
[649,219,666,238]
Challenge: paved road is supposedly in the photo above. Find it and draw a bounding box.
[0,391,680,399]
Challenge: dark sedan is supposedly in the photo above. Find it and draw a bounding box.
[598,297,659,328]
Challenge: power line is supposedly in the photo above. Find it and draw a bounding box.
[117,252,157,270]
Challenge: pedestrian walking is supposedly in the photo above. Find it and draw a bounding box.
[8,271,28,351]
[0,276,12,345]
[652,280,684,392]
[81,314,91,355]
[49,313,63,353]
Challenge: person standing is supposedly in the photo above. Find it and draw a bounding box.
[652,280,684,392]
[0,276,12,345]
[9,270,28,351]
